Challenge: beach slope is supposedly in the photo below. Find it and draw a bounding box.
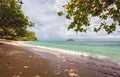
[0,41,120,77]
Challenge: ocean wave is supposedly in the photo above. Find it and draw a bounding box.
[23,43,120,65]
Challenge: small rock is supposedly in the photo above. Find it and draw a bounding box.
[29,56,32,58]
[19,72,22,74]
[45,71,48,74]
[13,75,20,77]
[35,75,40,77]
[23,66,28,68]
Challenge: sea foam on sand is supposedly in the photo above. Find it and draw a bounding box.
[7,41,120,65]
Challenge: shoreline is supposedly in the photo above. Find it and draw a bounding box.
[6,41,120,64]
[0,41,120,77]
[28,44,120,65]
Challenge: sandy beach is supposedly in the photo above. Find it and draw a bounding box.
[0,41,120,77]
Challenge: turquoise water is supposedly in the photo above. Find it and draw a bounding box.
[27,41,120,60]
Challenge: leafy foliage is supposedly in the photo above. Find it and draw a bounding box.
[15,30,37,41]
[0,0,37,40]
[58,0,120,34]
[57,11,63,16]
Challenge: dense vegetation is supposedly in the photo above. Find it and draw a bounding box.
[58,0,120,34]
[0,0,37,41]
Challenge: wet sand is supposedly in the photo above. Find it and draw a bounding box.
[0,41,120,77]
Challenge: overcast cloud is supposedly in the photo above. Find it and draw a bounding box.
[22,0,120,41]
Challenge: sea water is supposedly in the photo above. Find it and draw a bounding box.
[27,40,120,61]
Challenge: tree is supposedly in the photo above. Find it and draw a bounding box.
[58,0,120,34]
[15,30,37,41]
[0,0,37,40]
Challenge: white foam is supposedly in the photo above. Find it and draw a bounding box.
[9,41,120,64]
[23,43,108,59]
[28,44,120,64]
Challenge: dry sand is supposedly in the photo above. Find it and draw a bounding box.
[0,41,120,77]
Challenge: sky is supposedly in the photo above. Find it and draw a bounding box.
[22,0,120,41]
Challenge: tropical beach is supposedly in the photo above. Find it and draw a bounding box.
[0,41,120,77]
[1,0,120,77]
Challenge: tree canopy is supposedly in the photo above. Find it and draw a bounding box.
[58,0,120,34]
[0,0,37,41]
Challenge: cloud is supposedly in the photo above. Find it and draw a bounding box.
[22,0,120,41]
